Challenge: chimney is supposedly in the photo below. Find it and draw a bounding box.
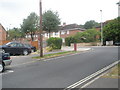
[63,22,66,27]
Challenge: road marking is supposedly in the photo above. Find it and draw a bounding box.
[81,71,108,88]
[64,60,120,90]
[0,70,14,75]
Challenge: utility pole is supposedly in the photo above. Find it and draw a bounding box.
[39,0,43,57]
[100,10,103,46]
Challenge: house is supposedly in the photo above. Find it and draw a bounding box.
[59,24,85,42]
[0,24,7,45]
[25,23,86,43]
[42,24,85,42]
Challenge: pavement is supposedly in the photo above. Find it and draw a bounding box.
[84,77,119,88]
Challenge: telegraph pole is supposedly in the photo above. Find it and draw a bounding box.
[39,0,43,57]
[100,10,103,46]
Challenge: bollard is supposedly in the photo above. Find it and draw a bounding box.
[74,43,77,51]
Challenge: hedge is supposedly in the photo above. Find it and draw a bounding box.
[65,29,100,46]
[47,37,62,49]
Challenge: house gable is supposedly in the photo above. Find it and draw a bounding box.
[0,24,7,41]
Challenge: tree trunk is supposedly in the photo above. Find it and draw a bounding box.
[31,34,34,41]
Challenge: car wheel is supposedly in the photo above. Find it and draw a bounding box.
[0,63,5,73]
[23,50,28,55]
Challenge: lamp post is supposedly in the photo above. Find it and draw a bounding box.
[100,10,103,46]
[117,0,120,17]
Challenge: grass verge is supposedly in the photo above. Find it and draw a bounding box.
[102,63,120,78]
[32,51,78,59]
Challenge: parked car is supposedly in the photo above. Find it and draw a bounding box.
[24,44,36,53]
[114,42,120,46]
[0,53,12,72]
[0,42,31,55]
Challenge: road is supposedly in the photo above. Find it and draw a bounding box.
[2,46,119,88]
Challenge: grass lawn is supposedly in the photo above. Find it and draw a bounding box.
[102,63,120,78]
[32,51,78,59]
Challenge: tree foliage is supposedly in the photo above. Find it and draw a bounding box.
[7,28,24,40]
[84,20,99,29]
[103,17,120,43]
[21,12,39,41]
[65,29,100,46]
[42,10,60,37]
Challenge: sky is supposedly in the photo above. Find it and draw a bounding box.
[0,0,119,30]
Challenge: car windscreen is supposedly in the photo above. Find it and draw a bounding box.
[6,42,12,46]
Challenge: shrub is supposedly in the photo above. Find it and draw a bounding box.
[47,37,62,49]
[65,36,75,46]
[65,29,100,46]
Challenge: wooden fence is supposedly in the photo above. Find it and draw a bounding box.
[0,40,11,45]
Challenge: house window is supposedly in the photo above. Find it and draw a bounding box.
[61,31,65,35]
[62,38,65,43]
[67,31,69,34]
[44,33,48,37]
[55,32,58,35]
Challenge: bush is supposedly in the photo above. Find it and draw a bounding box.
[47,37,62,49]
[65,36,75,46]
[65,29,100,46]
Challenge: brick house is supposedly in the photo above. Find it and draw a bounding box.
[59,24,85,42]
[25,24,85,43]
[0,24,7,45]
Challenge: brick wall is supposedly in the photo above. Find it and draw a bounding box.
[0,24,7,41]
[71,42,101,47]
[0,24,7,45]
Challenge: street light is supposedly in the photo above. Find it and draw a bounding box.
[117,0,120,17]
[100,10,103,46]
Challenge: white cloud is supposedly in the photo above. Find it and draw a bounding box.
[0,0,119,29]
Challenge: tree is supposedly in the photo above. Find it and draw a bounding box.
[65,29,100,46]
[103,17,120,43]
[74,29,100,43]
[84,20,99,29]
[7,28,24,40]
[42,10,61,38]
[21,12,39,41]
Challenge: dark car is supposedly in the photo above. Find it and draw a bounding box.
[24,44,36,53]
[0,53,12,72]
[114,42,120,46]
[0,42,31,55]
